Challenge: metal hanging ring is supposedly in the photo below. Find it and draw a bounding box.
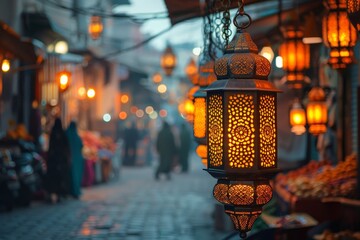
[233,12,252,30]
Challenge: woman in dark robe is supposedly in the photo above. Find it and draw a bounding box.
[46,118,70,202]
[66,121,84,199]
[155,121,177,180]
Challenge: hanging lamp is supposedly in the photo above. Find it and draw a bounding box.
[88,15,104,40]
[323,0,357,69]
[161,45,177,76]
[279,26,310,89]
[205,1,280,238]
[306,87,328,135]
[289,99,306,135]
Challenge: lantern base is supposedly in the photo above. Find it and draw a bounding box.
[205,168,279,180]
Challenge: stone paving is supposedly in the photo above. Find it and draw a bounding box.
[0,157,231,240]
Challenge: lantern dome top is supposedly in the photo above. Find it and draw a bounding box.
[198,60,217,87]
[214,30,271,81]
[308,87,325,101]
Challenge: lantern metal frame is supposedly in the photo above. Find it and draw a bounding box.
[347,0,360,32]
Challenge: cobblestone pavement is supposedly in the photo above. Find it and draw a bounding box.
[0,157,231,240]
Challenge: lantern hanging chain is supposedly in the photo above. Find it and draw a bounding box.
[212,0,225,54]
[233,0,252,30]
[221,0,232,46]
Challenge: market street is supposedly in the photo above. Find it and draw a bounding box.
[0,158,230,240]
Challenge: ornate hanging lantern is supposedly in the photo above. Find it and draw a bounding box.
[88,15,104,40]
[347,0,360,32]
[161,45,177,76]
[193,88,207,165]
[323,0,357,69]
[306,87,327,135]
[205,2,280,238]
[289,99,306,135]
[57,70,71,92]
[185,58,198,82]
[279,26,310,89]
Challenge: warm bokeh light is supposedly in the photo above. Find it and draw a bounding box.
[54,41,68,54]
[145,106,154,114]
[149,111,158,119]
[130,106,138,114]
[1,59,10,72]
[136,109,144,118]
[152,72,162,83]
[193,96,206,139]
[120,94,129,103]
[119,111,127,120]
[275,56,283,68]
[185,58,198,79]
[58,71,71,91]
[78,87,86,99]
[259,46,274,63]
[87,88,96,99]
[103,113,111,122]
[88,15,104,40]
[159,109,167,118]
[157,84,167,93]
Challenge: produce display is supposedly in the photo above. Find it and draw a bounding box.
[80,131,115,161]
[275,155,357,198]
[4,123,33,141]
[314,230,360,240]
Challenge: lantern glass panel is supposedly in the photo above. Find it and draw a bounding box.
[208,93,224,167]
[194,97,206,139]
[259,94,276,168]
[226,93,255,169]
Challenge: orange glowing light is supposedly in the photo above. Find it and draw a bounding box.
[152,72,162,83]
[160,46,177,76]
[88,15,103,40]
[289,101,306,135]
[119,111,127,120]
[121,94,129,103]
[57,70,71,91]
[1,59,10,72]
[159,109,167,117]
[306,87,327,135]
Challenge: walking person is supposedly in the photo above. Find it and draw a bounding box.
[65,121,84,199]
[155,121,177,180]
[45,118,71,203]
[123,121,139,166]
[179,123,192,173]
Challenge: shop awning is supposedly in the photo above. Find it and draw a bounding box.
[0,21,37,64]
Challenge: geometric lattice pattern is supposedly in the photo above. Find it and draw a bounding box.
[228,184,254,205]
[194,97,206,139]
[227,94,255,168]
[259,95,276,168]
[213,183,230,204]
[208,94,223,167]
[226,211,261,233]
[256,184,273,205]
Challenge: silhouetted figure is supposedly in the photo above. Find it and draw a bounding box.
[46,118,70,203]
[155,121,177,180]
[123,121,139,166]
[179,123,192,172]
[66,121,84,199]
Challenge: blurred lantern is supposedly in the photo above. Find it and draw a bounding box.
[1,58,10,72]
[306,87,327,135]
[206,5,280,238]
[323,0,357,69]
[184,98,195,123]
[289,99,306,135]
[302,13,323,44]
[120,94,129,103]
[185,58,198,81]
[279,26,310,89]
[87,88,96,99]
[347,0,360,32]
[57,70,71,91]
[187,86,200,100]
[78,87,86,99]
[88,15,103,40]
[196,144,207,167]
[259,46,274,63]
[160,45,177,76]
[152,72,163,83]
